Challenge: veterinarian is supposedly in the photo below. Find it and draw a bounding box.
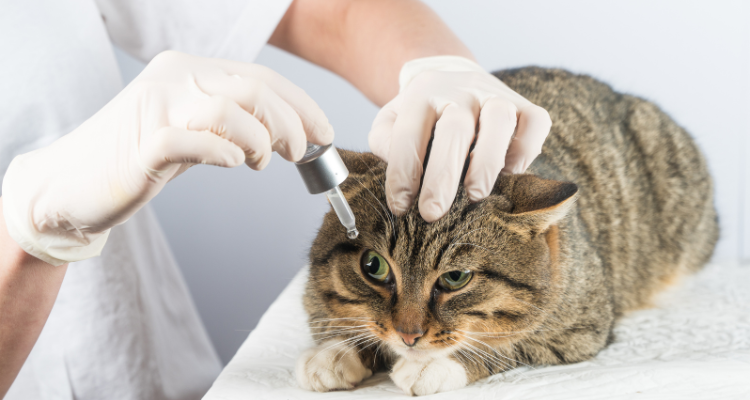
[0,0,550,398]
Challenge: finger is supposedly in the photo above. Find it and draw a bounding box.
[503,105,551,174]
[184,95,273,170]
[464,97,518,202]
[418,102,478,222]
[195,74,307,162]
[384,99,436,216]
[212,61,334,145]
[368,98,400,161]
[141,126,245,173]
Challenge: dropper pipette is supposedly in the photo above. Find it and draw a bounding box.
[295,143,359,239]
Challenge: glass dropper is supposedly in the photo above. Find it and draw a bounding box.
[295,143,359,239]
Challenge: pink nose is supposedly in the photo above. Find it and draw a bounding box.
[397,331,423,347]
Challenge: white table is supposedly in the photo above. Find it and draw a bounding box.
[204,263,750,399]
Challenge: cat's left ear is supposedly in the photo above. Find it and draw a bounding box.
[493,174,578,232]
[334,149,387,196]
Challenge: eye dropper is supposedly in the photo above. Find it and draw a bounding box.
[295,143,359,239]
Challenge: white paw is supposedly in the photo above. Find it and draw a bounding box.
[296,339,373,392]
[390,357,468,396]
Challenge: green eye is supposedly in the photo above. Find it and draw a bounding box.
[438,270,473,291]
[361,250,390,282]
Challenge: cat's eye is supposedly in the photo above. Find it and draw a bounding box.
[361,250,390,282]
[438,270,473,291]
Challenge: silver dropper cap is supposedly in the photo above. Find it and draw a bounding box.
[295,143,349,194]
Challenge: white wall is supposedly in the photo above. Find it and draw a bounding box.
[115,0,749,364]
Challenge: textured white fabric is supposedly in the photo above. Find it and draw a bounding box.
[1,0,291,398]
[205,263,750,399]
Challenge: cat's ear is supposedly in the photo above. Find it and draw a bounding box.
[335,149,387,197]
[336,148,386,177]
[493,174,578,231]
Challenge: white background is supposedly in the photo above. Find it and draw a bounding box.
[114,0,750,363]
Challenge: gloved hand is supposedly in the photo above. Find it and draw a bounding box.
[368,56,551,222]
[2,51,332,266]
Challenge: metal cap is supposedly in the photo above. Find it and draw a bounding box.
[295,143,349,194]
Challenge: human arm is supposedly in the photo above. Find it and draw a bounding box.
[269,0,473,107]
[0,197,68,398]
[270,0,551,221]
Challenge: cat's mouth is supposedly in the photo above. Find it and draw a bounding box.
[388,340,457,362]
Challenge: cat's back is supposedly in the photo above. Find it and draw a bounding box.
[494,67,718,315]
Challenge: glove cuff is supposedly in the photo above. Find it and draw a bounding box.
[398,55,485,93]
[2,155,111,266]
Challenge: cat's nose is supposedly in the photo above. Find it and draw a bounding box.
[397,330,424,347]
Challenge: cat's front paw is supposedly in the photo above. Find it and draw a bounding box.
[390,356,468,395]
[296,339,373,392]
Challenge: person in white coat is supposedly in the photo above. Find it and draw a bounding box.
[0,0,552,398]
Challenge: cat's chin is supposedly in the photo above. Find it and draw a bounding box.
[390,344,455,363]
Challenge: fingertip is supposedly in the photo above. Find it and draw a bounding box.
[384,183,412,216]
[418,200,447,223]
[465,185,488,203]
[305,121,334,146]
[224,143,246,168]
[290,141,306,162]
[245,150,271,171]
[321,122,335,144]
[369,133,391,161]
[387,194,410,216]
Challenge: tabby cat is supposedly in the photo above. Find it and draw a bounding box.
[295,67,718,395]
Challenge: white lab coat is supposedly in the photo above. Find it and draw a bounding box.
[1,0,291,398]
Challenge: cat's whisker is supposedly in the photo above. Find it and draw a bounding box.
[449,337,493,369]
[373,340,384,363]
[308,318,373,324]
[348,336,381,358]
[308,324,372,329]
[310,329,370,338]
[336,334,379,359]
[455,340,506,373]
[309,327,370,334]
[312,329,371,342]
[459,339,513,371]
[462,335,536,370]
[350,175,394,236]
[356,337,382,355]
[309,332,374,364]
[352,153,397,236]
[451,339,483,369]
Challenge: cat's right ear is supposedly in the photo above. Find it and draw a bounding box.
[492,174,578,232]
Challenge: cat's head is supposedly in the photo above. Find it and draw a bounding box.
[306,149,577,363]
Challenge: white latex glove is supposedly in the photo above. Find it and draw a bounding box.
[2,51,332,266]
[369,55,551,222]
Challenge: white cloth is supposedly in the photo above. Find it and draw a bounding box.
[205,263,750,399]
[1,0,291,398]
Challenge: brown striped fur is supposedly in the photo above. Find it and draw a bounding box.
[300,67,718,391]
